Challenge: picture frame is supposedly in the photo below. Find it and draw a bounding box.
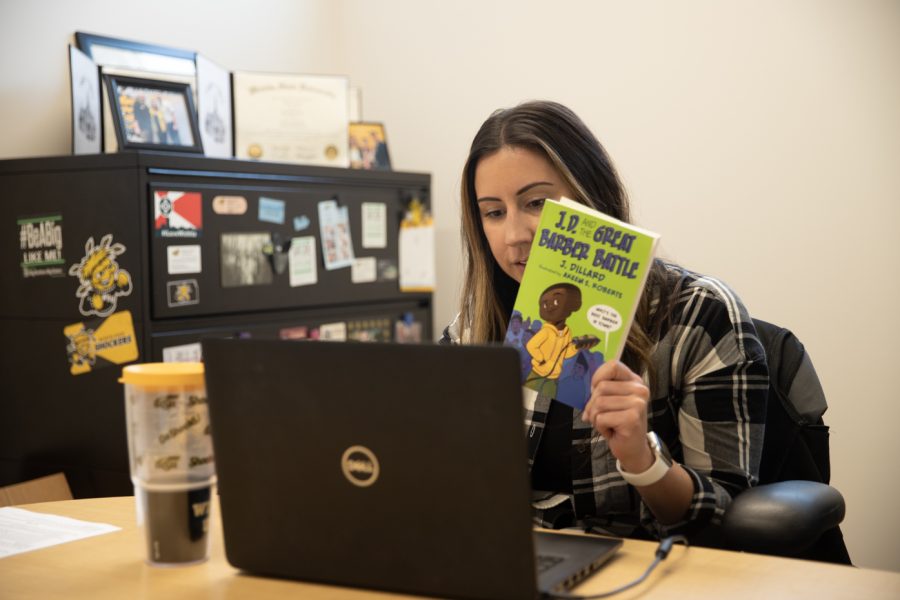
[232,71,350,167]
[68,45,102,155]
[349,122,391,171]
[75,31,196,78]
[103,74,203,153]
[195,53,233,158]
[76,32,197,153]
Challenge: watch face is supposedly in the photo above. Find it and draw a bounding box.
[649,431,673,467]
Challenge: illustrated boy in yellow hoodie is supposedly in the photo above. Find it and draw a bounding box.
[525,282,598,398]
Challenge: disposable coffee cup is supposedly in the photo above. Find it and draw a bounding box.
[120,363,215,566]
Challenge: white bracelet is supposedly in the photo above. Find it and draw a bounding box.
[615,432,672,487]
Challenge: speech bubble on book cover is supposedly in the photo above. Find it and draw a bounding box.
[587,305,622,355]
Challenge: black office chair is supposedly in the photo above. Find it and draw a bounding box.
[715,319,851,564]
[720,480,847,560]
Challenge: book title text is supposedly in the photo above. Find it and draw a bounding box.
[537,210,642,280]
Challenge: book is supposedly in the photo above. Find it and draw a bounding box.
[504,198,660,410]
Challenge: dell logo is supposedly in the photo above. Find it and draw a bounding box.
[341,445,380,487]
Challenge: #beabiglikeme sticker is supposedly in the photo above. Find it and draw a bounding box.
[154,191,202,238]
[19,214,65,278]
[64,310,139,375]
[68,234,133,317]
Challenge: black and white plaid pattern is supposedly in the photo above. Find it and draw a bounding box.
[441,264,769,538]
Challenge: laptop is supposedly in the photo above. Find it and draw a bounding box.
[202,338,621,600]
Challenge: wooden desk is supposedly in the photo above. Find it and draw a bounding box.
[2,497,899,599]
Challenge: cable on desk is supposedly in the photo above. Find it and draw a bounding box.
[551,535,689,599]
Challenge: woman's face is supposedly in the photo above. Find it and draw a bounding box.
[474,146,575,282]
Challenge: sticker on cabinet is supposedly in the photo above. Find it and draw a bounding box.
[154,191,202,238]
[64,310,139,375]
[68,234,133,317]
[167,245,202,275]
[18,214,65,278]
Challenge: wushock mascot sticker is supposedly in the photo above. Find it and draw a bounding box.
[64,310,139,375]
[68,234,133,317]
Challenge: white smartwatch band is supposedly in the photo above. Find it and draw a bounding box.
[616,432,671,487]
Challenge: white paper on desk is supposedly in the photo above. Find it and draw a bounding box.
[0,507,120,558]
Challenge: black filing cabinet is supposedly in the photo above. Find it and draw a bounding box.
[0,152,432,497]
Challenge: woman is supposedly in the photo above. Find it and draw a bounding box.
[440,101,768,538]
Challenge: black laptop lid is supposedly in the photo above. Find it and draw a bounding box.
[203,339,539,600]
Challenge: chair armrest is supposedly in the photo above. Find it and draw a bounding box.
[720,480,845,555]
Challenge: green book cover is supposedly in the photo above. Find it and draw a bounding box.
[504,198,660,410]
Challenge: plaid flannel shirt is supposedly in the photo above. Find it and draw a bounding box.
[440,264,769,538]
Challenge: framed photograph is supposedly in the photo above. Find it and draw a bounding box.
[104,74,203,153]
[69,45,102,155]
[349,122,391,171]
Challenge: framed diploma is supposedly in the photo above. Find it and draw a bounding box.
[232,71,350,167]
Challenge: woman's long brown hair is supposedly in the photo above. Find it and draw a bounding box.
[459,101,682,380]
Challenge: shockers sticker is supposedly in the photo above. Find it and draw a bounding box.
[64,310,139,375]
[68,234,133,317]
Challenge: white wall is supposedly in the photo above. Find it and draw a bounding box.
[2,0,899,572]
[334,0,900,572]
[0,0,341,159]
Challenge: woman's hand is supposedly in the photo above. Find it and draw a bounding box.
[581,360,653,473]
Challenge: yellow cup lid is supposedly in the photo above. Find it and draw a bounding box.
[119,362,205,387]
